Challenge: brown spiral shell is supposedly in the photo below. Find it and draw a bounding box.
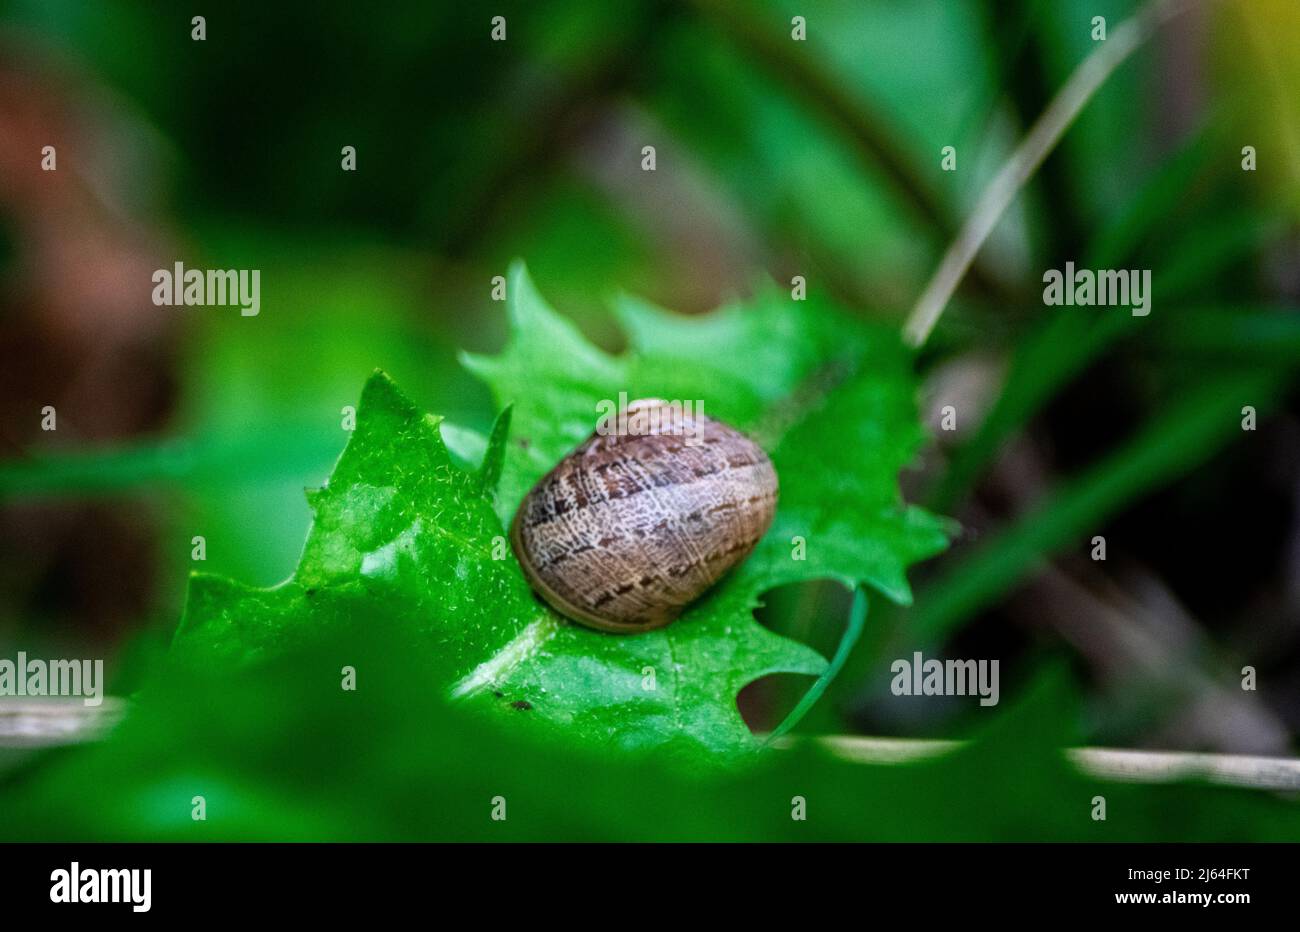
[510,399,778,633]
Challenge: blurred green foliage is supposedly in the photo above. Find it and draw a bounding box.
[7,627,1300,841]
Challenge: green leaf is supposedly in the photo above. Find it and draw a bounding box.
[464,263,952,602]
[174,264,949,754]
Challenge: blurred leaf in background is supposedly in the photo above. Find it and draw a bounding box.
[7,625,1300,841]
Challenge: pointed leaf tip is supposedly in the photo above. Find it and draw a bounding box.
[358,369,421,421]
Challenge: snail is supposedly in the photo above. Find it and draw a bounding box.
[510,398,778,633]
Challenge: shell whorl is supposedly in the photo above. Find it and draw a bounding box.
[510,399,778,632]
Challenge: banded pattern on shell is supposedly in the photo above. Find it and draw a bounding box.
[510,399,778,632]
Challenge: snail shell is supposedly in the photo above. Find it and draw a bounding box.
[510,399,778,633]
